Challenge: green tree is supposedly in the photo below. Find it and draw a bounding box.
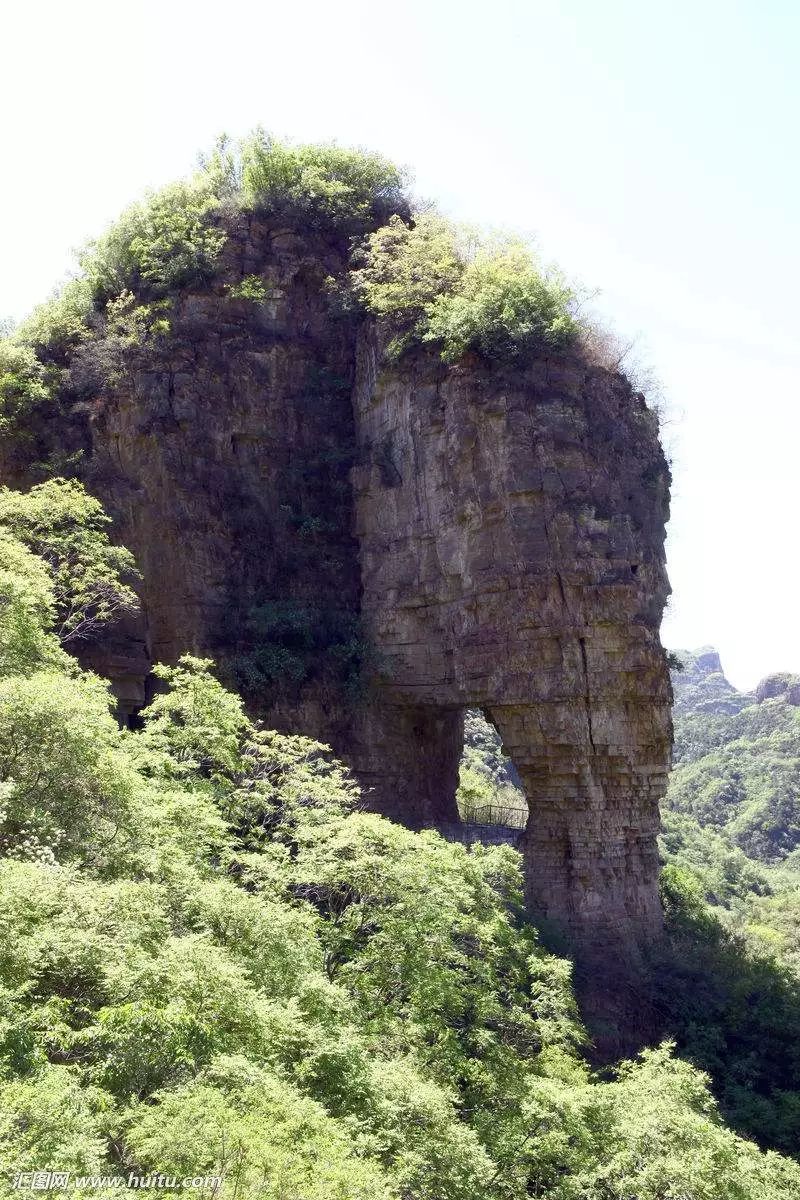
[235,130,408,234]
[0,479,139,645]
[352,216,577,363]
[12,277,94,361]
[0,339,58,443]
[424,242,575,362]
[0,671,138,868]
[123,1061,396,1200]
[82,178,225,305]
[0,1067,113,1184]
[350,214,463,355]
[0,533,65,677]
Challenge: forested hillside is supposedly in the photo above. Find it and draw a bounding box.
[667,649,800,866]
[1,486,798,1195]
[636,650,800,1150]
[460,659,800,1160]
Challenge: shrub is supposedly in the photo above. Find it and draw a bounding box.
[0,533,64,678]
[13,278,94,361]
[232,600,373,698]
[352,216,576,363]
[123,1062,395,1200]
[0,131,412,389]
[0,339,58,441]
[282,812,583,1125]
[0,670,138,869]
[88,936,275,1097]
[654,866,800,1154]
[517,1044,800,1200]
[82,177,226,305]
[363,1059,495,1200]
[104,290,172,342]
[425,243,576,362]
[0,1066,112,1180]
[235,129,408,234]
[350,214,462,354]
[225,275,268,302]
[136,656,250,784]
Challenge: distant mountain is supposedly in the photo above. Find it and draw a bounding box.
[668,648,800,865]
[670,646,753,717]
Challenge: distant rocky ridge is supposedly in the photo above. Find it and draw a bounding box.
[756,672,800,706]
[672,647,800,719]
[670,646,753,717]
[668,647,800,865]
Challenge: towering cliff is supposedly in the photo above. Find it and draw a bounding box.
[0,141,673,955]
[351,330,672,945]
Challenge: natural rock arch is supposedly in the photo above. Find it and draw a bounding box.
[3,219,672,956]
[347,330,672,947]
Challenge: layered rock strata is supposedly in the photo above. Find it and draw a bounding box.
[3,218,673,951]
[350,329,672,944]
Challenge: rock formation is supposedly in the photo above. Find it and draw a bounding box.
[2,214,674,953]
[350,328,672,948]
[756,672,800,706]
[670,647,753,717]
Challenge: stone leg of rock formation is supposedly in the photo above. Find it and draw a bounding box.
[347,704,464,828]
[486,697,664,945]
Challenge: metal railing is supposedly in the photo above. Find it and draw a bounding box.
[456,801,527,830]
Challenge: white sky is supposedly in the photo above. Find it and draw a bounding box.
[2,0,799,690]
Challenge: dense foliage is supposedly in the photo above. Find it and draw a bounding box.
[0,340,63,465]
[231,600,372,700]
[350,213,577,362]
[668,650,800,864]
[84,179,226,306]
[646,651,800,1152]
[232,131,409,233]
[0,479,138,645]
[0,495,796,1196]
[79,132,406,311]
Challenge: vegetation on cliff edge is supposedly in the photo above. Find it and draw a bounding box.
[0,130,592,469]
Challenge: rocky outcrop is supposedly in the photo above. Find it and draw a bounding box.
[670,647,753,717]
[3,217,673,954]
[350,330,672,946]
[76,217,362,731]
[756,673,800,706]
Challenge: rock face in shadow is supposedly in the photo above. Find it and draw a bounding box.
[73,218,363,735]
[3,218,673,957]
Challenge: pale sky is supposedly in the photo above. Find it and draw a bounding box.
[2,0,798,690]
